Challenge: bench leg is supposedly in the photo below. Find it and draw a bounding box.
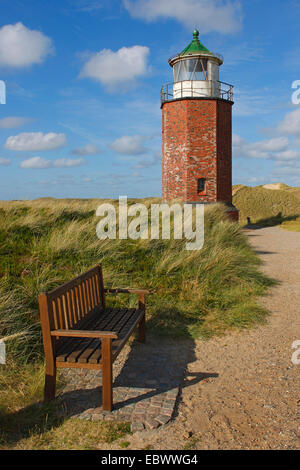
[102,338,113,411]
[138,293,146,343]
[44,363,56,401]
[39,292,57,402]
[138,312,146,343]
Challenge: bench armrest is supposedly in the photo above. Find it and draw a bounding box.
[104,288,150,295]
[50,330,118,339]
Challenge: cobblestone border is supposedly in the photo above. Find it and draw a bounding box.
[57,337,189,432]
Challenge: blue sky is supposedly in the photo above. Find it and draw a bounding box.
[1,0,300,200]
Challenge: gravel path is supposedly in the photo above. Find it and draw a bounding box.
[126,226,300,450]
[57,226,300,450]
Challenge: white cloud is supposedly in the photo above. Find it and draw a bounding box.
[20,156,86,169]
[271,163,300,179]
[272,150,300,161]
[0,158,10,166]
[4,132,67,152]
[123,0,242,33]
[232,134,244,147]
[72,144,101,155]
[133,150,161,168]
[239,108,300,169]
[0,117,32,129]
[110,135,149,155]
[80,45,150,87]
[277,108,300,137]
[0,22,54,68]
[233,135,293,160]
[20,156,52,169]
[251,137,289,153]
[274,159,300,168]
[54,158,86,168]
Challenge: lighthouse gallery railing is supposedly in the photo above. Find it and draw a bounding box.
[160,80,234,105]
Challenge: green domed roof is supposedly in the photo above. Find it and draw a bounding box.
[168,30,223,66]
[179,30,211,56]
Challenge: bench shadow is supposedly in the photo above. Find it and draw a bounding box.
[253,250,275,255]
[242,212,300,230]
[1,332,219,447]
[56,333,218,419]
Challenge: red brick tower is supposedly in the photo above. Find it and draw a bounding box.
[161,30,238,221]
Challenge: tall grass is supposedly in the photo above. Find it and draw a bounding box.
[0,278,39,361]
[0,197,274,448]
[0,198,273,362]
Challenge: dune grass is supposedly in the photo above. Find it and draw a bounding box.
[233,185,300,226]
[0,199,273,349]
[0,197,274,449]
[280,217,300,232]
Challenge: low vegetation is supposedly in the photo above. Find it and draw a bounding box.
[233,184,300,228]
[0,197,274,449]
[280,217,300,232]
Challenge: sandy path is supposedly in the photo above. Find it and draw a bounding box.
[127,226,300,450]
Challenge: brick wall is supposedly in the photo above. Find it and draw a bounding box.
[216,100,232,202]
[162,98,233,204]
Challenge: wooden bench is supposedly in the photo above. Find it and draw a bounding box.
[38,264,149,411]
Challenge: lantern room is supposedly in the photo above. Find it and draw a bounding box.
[161,30,233,103]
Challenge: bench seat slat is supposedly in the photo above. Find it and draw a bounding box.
[55,307,114,362]
[86,308,138,364]
[54,307,108,359]
[70,308,125,364]
[80,308,144,365]
[55,307,143,365]
[56,307,126,363]
[112,308,145,359]
[75,308,127,364]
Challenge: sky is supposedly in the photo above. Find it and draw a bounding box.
[1,0,300,200]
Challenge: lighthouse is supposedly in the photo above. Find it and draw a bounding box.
[161,30,238,221]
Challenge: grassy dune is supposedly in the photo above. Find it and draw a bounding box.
[0,198,273,449]
[233,184,300,228]
[280,217,300,231]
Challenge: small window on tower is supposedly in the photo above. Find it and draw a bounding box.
[197,178,206,193]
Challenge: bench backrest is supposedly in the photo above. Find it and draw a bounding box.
[41,264,105,332]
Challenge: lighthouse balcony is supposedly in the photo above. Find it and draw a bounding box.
[160,80,234,105]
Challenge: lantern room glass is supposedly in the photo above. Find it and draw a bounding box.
[173,58,207,82]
